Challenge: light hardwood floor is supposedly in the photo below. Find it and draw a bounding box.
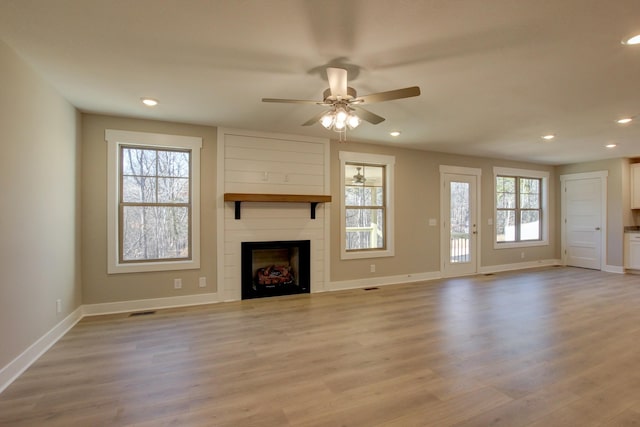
[2,267,640,426]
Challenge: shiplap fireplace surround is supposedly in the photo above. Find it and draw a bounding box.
[216,129,331,301]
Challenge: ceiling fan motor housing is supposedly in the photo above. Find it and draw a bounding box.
[323,87,358,103]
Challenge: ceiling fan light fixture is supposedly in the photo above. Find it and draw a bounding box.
[317,105,360,140]
[541,134,555,141]
[617,117,633,124]
[320,113,335,129]
[335,107,348,123]
[347,114,361,129]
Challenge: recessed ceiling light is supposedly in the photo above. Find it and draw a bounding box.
[605,143,617,148]
[541,134,555,140]
[141,98,159,107]
[617,117,633,124]
[390,131,401,137]
[622,34,640,45]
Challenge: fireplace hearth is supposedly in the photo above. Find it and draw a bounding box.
[241,240,311,299]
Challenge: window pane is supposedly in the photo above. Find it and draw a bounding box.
[520,194,539,209]
[345,185,383,207]
[372,187,383,206]
[345,208,384,250]
[496,210,516,242]
[122,148,157,176]
[122,206,189,260]
[520,178,540,208]
[450,182,470,263]
[520,210,540,240]
[122,176,156,203]
[158,177,189,203]
[496,177,516,208]
[345,185,364,205]
[157,150,190,177]
[450,182,469,233]
[496,176,515,193]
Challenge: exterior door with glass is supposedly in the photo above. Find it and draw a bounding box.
[441,170,480,277]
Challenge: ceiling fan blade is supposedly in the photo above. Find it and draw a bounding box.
[327,67,348,98]
[262,98,320,104]
[352,106,385,125]
[302,110,328,126]
[357,86,421,104]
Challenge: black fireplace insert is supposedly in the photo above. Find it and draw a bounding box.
[241,240,311,299]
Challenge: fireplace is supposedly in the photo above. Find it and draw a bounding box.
[241,240,311,299]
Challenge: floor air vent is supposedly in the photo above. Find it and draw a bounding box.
[129,310,156,317]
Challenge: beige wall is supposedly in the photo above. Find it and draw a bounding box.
[0,40,82,368]
[557,158,627,267]
[330,141,559,282]
[81,114,218,304]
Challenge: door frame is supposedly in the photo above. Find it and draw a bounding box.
[560,171,607,269]
[440,165,482,277]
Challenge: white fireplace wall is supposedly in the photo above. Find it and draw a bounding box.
[216,129,330,301]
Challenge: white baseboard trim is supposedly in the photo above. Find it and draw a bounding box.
[604,265,625,274]
[0,306,83,394]
[329,271,442,291]
[478,259,561,274]
[82,292,220,316]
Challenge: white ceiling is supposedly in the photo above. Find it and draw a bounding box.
[1,0,640,165]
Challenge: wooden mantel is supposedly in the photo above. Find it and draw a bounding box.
[224,193,332,220]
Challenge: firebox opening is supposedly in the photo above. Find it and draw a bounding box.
[241,240,311,300]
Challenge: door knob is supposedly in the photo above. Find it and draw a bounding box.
[595,227,601,231]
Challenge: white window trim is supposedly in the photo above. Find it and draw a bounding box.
[106,129,202,274]
[493,166,549,249]
[340,151,395,260]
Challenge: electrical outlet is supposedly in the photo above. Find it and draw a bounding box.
[428,218,437,226]
[370,264,376,273]
[199,277,207,288]
[56,299,62,314]
[521,252,525,259]
[174,278,182,289]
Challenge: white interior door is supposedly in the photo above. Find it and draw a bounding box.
[441,173,479,277]
[563,175,604,270]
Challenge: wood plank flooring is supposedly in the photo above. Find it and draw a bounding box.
[2,267,640,426]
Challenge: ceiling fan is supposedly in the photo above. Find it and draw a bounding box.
[352,167,366,184]
[262,67,420,140]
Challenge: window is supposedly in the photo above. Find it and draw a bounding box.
[340,152,395,259]
[106,130,202,273]
[494,167,549,248]
[120,146,190,262]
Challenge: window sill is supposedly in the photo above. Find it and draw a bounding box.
[494,240,548,250]
[341,248,395,260]
[107,259,200,274]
